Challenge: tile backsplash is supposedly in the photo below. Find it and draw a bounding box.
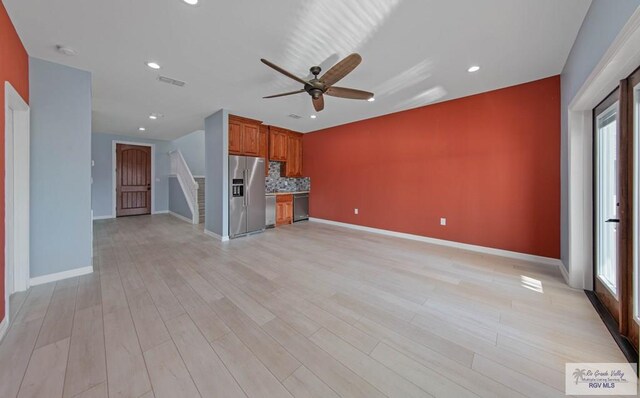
[265,161,310,193]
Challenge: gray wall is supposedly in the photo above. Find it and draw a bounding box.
[168,176,193,220]
[91,132,170,218]
[560,0,640,270]
[170,130,205,176]
[204,110,228,237]
[29,57,92,277]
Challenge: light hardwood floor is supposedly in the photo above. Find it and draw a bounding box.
[0,214,627,398]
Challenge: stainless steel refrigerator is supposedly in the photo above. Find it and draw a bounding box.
[229,155,266,238]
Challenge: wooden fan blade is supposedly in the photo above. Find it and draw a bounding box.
[325,86,374,100]
[312,95,325,112]
[263,89,305,99]
[261,59,308,85]
[320,53,362,87]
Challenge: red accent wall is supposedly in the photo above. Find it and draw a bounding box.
[303,76,560,259]
[0,2,29,322]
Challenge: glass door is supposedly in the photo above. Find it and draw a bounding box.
[592,69,640,359]
[628,70,640,351]
[595,91,622,322]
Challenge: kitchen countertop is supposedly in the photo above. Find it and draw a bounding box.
[265,191,310,196]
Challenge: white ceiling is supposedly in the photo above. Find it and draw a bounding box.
[5,0,591,140]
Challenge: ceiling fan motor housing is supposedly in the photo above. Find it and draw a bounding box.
[304,83,324,99]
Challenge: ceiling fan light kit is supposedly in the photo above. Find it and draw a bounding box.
[261,53,374,112]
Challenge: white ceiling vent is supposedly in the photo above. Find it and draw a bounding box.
[158,76,186,87]
[288,114,302,119]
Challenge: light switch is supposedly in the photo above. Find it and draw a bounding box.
[354,208,359,215]
[440,218,446,226]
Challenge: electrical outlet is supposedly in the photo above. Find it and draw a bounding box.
[354,208,359,215]
[440,218,446,226]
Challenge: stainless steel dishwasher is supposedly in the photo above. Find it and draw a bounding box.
[265,195,276,228]
[293,193,309,222]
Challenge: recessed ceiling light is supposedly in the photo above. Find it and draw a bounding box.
[467,65,480,73]
[139,127,146,131]
[146,62,161,70]
[55,45,76,56]
[310,115,317,119]
[149,115,157,120]
[367,97,375,102]
[182,0,198,4]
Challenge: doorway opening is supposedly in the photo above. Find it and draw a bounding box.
[3,82,30,331]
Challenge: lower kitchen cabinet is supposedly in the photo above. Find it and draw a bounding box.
[275,194,293,225]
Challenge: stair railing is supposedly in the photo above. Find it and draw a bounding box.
[169,149,199,224]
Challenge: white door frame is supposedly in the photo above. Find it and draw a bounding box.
[565,8,640,289]
[111,140,155,217]
[3,82,30,331]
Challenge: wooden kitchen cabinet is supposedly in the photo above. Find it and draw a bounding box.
[284,132,303,177]
[260,125,269,175]
[275,194,293,225]
[228,118,243,154]
[228,115,263,157]
[269,127,288,161]
[243,123,260,156]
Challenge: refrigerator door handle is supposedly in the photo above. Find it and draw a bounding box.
[245,169,250,207]
[243,170,248,207]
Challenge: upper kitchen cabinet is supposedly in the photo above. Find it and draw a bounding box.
[269,126,288,161]
[284,131,303,177]
[229,118,243,154]
[228,115,264,157]
[260,125,269,175]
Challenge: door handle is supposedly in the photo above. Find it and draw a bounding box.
[245,169,250,207]
[243,170,248,207]
[605,219,620,223]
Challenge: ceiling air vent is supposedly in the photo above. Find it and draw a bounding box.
[288,114,302,119]
[158,76,186,87]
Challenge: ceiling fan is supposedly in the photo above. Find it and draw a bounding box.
[260,53,374,112]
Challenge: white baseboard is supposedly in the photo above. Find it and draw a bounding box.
[92,215,114,220]
[204,229,229,242]
[169,211,193,224]
[558,260,571,285]
[153,210,169,215]
[30,266,94,286]
[0,316,8,343]
[309,218,563,268]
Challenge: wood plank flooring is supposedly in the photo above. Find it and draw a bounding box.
[0,214,627,397]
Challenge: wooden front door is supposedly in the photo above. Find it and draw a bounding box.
[116,144,152,217]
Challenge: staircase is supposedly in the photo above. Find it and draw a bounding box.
[195,177,205,224]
